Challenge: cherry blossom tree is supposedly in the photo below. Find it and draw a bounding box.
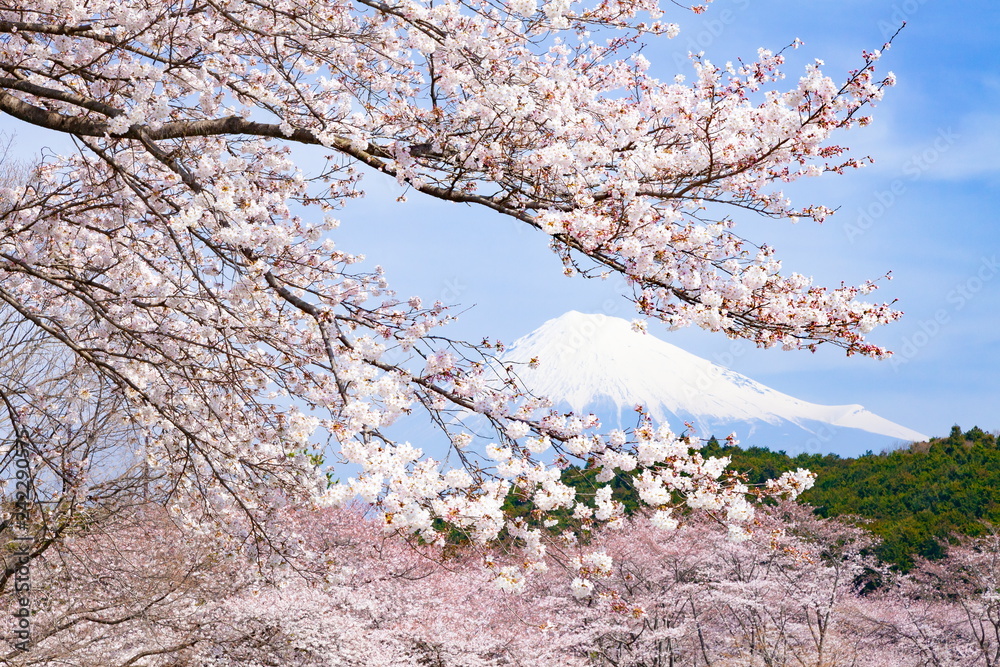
[0,150,167,598]
[0,0,898,578]
[870,530,1000,667]
[0,304,160,595]
[514,503,896,666]
[1,501,579,665]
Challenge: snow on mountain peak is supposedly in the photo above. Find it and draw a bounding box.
[501,311,928,455]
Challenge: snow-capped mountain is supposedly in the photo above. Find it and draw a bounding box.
[500,311,928,458]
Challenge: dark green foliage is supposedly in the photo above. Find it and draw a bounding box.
[710,425,1000,570]
[502,465,643,537]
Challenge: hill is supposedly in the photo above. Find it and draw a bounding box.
[709,425,1000,569]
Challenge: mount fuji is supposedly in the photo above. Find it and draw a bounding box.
[499,311,927,458]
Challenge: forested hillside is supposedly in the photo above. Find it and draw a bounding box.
[710,425,1000,569]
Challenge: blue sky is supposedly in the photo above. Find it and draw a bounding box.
[3,0,997,443]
